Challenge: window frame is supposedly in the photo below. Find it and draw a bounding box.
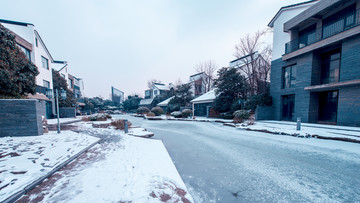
[282,64,296,89]
[41,56,49,70]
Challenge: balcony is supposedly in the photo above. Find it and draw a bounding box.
[285,8,360,55]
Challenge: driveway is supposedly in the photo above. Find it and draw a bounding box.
[115,115,360,202]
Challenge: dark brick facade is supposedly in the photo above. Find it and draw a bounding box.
[270,35,360,126]
[0,99,45,137]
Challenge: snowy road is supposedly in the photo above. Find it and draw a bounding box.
[115,115,360,203]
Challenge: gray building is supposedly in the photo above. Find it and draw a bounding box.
[269,0,360,126]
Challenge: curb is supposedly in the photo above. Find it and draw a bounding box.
[2,135,101,203]
[238,128,360,144]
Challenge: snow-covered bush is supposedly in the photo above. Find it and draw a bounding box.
[181,109,192,118]
[110,119,132,130]
[233,110,250,123]
[171,111,182,118]
[151,107,164,116]
[136,107,150,114]
[82,114,112,121]
[146,112,155,117]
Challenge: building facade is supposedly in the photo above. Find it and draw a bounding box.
[1,19,57,118]
[269,0,360,126]
[189,72,206,97]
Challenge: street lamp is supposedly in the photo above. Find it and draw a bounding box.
[47,88,66,133]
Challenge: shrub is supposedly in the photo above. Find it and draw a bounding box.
[146,112,155,117]
[244,94,272,111]
[230,99,243,112]
[233,110,250,123]
[110,119,132,130]
[181,109,192,118]
[137,107,150,114]
[171,111,182,118]
[151,107,164,116]
[220,112,234,119]
[81,114,111,121]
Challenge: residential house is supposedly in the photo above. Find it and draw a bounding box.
[190,89,216,117]
[111,86,124,105]
[157,96,174,114]
[268,0,360,126]
[229,52,271,95]
[140,83,173,108]
[0,19,58,118]
[189,72,206,97]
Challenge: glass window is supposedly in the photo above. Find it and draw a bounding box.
[283,65,296,88]
[154,90,158,95]
[321,49,341,84]
[299,25,316,48]
[35,38,38,47]
[43,80,50,88]
[17,44,31,60]
[41,56,49,70]
[322,4,356,38]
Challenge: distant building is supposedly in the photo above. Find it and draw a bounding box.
[157,96,174,114]
[189,72,206,97]
[190,89,216,117]
[269,0,360,126]
[111,86,124,105]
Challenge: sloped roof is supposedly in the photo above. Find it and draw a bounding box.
[153,83,169,91]
[157,96,174,106]
[268,0,318,27]
[139,98,154,105]
[190,89,216,103]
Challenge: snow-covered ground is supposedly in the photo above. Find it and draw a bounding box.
[2,118,193,202]
[0,131,100,202]
[47,117,82,125]
[237,120,360,142]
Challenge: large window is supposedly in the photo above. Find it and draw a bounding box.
[322,4,356,38]
[17,44,31,60]
[298,25,317,48]
[282,65,296,88]
[321,49,341,84]
[41,56,49,70]
[43,80,50,88]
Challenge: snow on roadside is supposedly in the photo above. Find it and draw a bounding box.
[20,129,193,203]
[0,131,100,202]
[47,117,82,125]
[236,121,360,142]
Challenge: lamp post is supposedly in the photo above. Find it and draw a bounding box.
[47,88,66,133]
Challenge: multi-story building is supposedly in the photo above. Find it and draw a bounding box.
[269,0,360,126]
[0,19,57,118]
[189,72,206,97]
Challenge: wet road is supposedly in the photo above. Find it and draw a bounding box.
[114,115,360,202]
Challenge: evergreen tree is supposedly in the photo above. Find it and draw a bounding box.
[0,24,39,98]
[52,70,76,107]
[169,83,193,111]
[213,67,249,113]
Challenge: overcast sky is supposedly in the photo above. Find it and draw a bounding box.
[1,0,303,99]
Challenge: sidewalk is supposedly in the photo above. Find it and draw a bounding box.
[1,119,193,202]
[0,131,100,202]
[237,120,360,143]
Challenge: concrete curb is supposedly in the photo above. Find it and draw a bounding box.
[2,134,101,203]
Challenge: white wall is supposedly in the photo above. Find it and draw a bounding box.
[2,22,54,89]
[271,3,317,60]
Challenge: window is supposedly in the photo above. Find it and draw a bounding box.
[61,73,65,78]
[69,78,73,88]
[298,25,316,48]
[41,56,49,70]
[321,49,341,84]
[43,80,50,88]
[322,4,356,38]
[154,90,158,95]
[282,65,296,88]
[17,44,31,60]
[35,38,38,47]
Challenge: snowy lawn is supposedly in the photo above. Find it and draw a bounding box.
[237,121,360,142]
[17,127,193,203]
[47,117,82,125]
[0,131,100,202]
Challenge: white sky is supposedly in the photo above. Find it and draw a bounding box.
[1,0,304,99]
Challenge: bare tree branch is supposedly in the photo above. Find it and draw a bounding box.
[147,79,161,89]
[194,60,218,92]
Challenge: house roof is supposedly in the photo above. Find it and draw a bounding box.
[229,52,260,68]
[139,98,154,105]
[34,30,55,62]
[0,19,34,27]
[189,72,204,78]
[268,0,318,27]
[157,96,174,106]
[154,83,169,91]
[190,89,216,103]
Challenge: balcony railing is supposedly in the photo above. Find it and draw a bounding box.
[285,8,360,54]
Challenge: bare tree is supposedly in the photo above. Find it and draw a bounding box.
[147,79,161,89]
[234,29,272,95]
[174,78,183,87]
[194,60,218,93]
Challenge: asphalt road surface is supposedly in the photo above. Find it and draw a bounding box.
[114,115,360,202]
